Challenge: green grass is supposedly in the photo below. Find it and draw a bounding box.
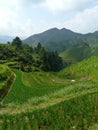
[90,124,98,130]
[1,56,98,130]
[3,69,70,104]
[3,56,98,106]
[60,44,91,62]
[0,65,12,89]
[60,56,98,80]
[1,92,98,130]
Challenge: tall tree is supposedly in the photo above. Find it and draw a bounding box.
[36,42,42,53]
[12,36,22,47]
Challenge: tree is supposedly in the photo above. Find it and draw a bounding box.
[36,42,42,53]
[12,36,22,47]
[34,43,63,72]
[19,53,34,72]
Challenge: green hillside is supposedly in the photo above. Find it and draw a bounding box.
[4,56,98,105]
[60,56,98,81]
[0,65,15,104]
[0,56,98,130]
[1,56,98,108]
[3,69,71,105]
[60,43,91,62]
[23,28,82,52]
[90,124,98,130]
[23,28,98,53]
[0,65,12,89]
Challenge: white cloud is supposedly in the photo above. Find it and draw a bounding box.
[0,0,98,37]
[20,0,45,4]
[41,0,95,13]
[0,7,18,34]
[61,5,98,33]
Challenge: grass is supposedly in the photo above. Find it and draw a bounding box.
[60,44,91,62]
[90,124,98,130]
[60,56,98,80]
[1,91,98,130]
[0,65,12,89]
[3,69,70,104]
[3,56,98,106]
[1,56,98,129]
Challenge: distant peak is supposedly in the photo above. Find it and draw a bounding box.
[94,31,98,33]
[44,28,59,33]
[49,28,59,31]
[60,28,66,30]
[60,28,72,31]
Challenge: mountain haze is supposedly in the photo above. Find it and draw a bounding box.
[0,35,13,43]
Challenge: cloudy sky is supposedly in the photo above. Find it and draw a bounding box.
[0,0,98,37]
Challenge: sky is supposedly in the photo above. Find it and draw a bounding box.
[0,0,98,38]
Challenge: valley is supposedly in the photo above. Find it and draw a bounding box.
[1,0,98,129]
[0,28,98,129]
[0,55,98,129]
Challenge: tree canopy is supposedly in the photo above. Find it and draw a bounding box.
[0,37,63,72]
[12,36,22,47]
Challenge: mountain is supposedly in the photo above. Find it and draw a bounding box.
[23,28,98,52]
[0,35,13,43]
[23,28,82,52]
[23,28,98,62]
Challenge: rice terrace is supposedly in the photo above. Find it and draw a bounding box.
[1,1,98,128]
[0,37,98,130]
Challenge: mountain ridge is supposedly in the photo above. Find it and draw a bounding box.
[23,28,98,47]
[23,28,83,52]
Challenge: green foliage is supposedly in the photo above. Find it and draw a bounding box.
[0,65,14,103]
[11,36,22,47]
[0,65,8,89]
[1,92,98,130]
[1,47,98,130]
[60,43,91,63]
[23,28,98,53]
[3,69,68,104]
[34,43,63,71]
[60,56,98,80]
[0,65,11,81]
[0,44,15,60]
[0,41,63,72]
[90,124,98,130]
[23,28,81,52]
[0,40,34,72]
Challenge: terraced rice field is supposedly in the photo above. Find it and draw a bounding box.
[0,56,98,129]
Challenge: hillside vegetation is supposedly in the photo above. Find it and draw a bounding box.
[3,69,70,105]
[0,65,15,104]
[0,65,12,89]
[23,28,81,52]
[23,28,98,53]
[0,38,63,72]
[23,28,98,64]
[1,33,98,129]
[60,43,91,62]
[3,56,98,105]
[0,55,98,129]
[90,124,98,130]
[60,56,98,81]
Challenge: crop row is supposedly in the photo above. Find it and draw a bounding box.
[0,92,98,130]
